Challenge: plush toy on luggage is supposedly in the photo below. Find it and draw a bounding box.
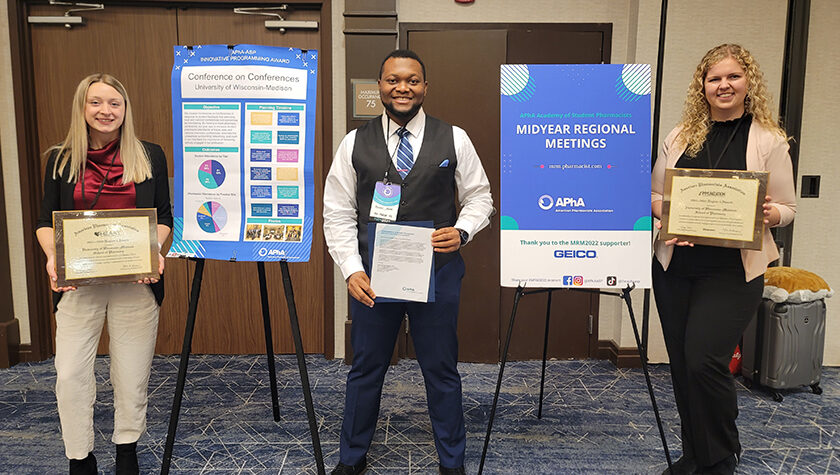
[763,267,834,303]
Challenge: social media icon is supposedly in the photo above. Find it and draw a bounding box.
[562,276,574,285]
[606,276,617,286]
[573,276,584,286]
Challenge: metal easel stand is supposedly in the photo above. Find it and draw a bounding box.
[477,284,672,474]
[160,258,325,475]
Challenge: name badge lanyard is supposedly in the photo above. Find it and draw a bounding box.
[383,120,399,184]
[81,150,119,209]
[368,120,404,223]
[706,115,744,169]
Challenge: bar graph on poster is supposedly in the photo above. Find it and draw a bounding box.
[169,44,318,262]
[500,64,652,288]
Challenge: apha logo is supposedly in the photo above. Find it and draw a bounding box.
[538,194,586,210]
[258,248,287,258]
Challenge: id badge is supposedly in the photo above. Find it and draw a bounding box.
[370,181,400,222]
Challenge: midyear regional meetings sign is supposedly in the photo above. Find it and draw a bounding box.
[500,64,652,288]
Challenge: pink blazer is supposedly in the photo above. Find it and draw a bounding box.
[651,123,797,282]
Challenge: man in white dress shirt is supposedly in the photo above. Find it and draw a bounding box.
[324,49,493,475]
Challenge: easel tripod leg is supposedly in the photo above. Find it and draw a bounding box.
[257,261,281,421]
[621,287,672,472]
[538,291,552,419]
[478,286,524,475]
[279,261,325,475]
[161,258,206,475]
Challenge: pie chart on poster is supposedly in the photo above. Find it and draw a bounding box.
[198,160,226,189]
[196,201,227,233]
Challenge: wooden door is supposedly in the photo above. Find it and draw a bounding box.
[175,7,326,354]
[404,24,610,362]
[27,2,327,355]
[29,4,186,355]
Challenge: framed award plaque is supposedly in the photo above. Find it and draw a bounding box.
[660,168,768,250]
[53,208,159,287]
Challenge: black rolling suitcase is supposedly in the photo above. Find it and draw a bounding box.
[741,299,826,402]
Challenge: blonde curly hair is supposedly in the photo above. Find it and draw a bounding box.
[677,44,786,157]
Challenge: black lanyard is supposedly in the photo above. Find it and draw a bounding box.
[706,115,744,169]
[80,151,118,209]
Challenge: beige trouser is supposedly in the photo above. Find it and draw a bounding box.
[54,283,160,460]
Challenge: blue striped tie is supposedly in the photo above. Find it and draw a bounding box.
[395,127,414,179]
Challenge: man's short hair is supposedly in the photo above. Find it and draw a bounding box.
[379,49,426,80]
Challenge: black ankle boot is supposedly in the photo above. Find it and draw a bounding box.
[69,452,97,475]
[115,442,139,475]
[661,454,696,475]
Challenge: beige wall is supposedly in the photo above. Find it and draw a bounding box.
[1,1,31,345]
[620,0,790,363]
[3,0,836,364]
[331,0,348,358]
[792,0,840,365]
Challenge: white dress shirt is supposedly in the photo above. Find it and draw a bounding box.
[324,108,494,280]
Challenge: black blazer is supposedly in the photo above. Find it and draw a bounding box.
[37,141,173,308]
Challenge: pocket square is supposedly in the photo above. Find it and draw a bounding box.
[439,159,450,167]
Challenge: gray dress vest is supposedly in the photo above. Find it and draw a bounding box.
[352,115,459,270]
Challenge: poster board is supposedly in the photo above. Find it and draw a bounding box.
[500,64,652,288]
[168,44,318,262]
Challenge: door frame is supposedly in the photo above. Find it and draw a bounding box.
[399,22,612,64]
[6,0,333,361]
[398,22,612,360]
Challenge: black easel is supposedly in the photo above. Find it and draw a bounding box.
[160,259,325,475]
[477,285,672,475]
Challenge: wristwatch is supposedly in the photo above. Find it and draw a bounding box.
[457,228,469,247]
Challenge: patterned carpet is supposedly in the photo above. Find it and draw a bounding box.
[1,356,838,474]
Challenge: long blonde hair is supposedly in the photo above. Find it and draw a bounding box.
[49,73,152,183]
[677,44,787,157]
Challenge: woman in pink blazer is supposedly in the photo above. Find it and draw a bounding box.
[650,44,796,475]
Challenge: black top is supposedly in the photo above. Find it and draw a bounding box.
[670,115,753,276]
[37,141,173,308]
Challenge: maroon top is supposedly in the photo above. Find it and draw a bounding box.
[73,139,136,210]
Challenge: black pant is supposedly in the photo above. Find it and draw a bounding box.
[652,258,763,467]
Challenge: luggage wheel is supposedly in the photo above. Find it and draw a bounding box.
[772,391,784,402]
[811,384,823,395]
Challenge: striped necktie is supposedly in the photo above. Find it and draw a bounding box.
[395,126,414,179]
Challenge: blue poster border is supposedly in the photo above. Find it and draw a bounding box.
[169,44,318,262]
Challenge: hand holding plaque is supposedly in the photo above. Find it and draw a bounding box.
[659,168,768,250]
[53,208,160,287]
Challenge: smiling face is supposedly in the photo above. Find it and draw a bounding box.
[84,81,125,147]
[704,56,748,121]
[378,57,427,126]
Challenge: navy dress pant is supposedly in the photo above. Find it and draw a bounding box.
[653,258,763,467]
[340,254,466,469]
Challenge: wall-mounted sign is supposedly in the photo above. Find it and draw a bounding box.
[352,79,384,119]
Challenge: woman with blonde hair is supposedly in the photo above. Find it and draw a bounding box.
[651,44,796,474]
[35,73,172,474]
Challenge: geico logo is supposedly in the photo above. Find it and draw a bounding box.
[554,250,597,258]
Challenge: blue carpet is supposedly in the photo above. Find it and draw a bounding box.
[1,356,838,474]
